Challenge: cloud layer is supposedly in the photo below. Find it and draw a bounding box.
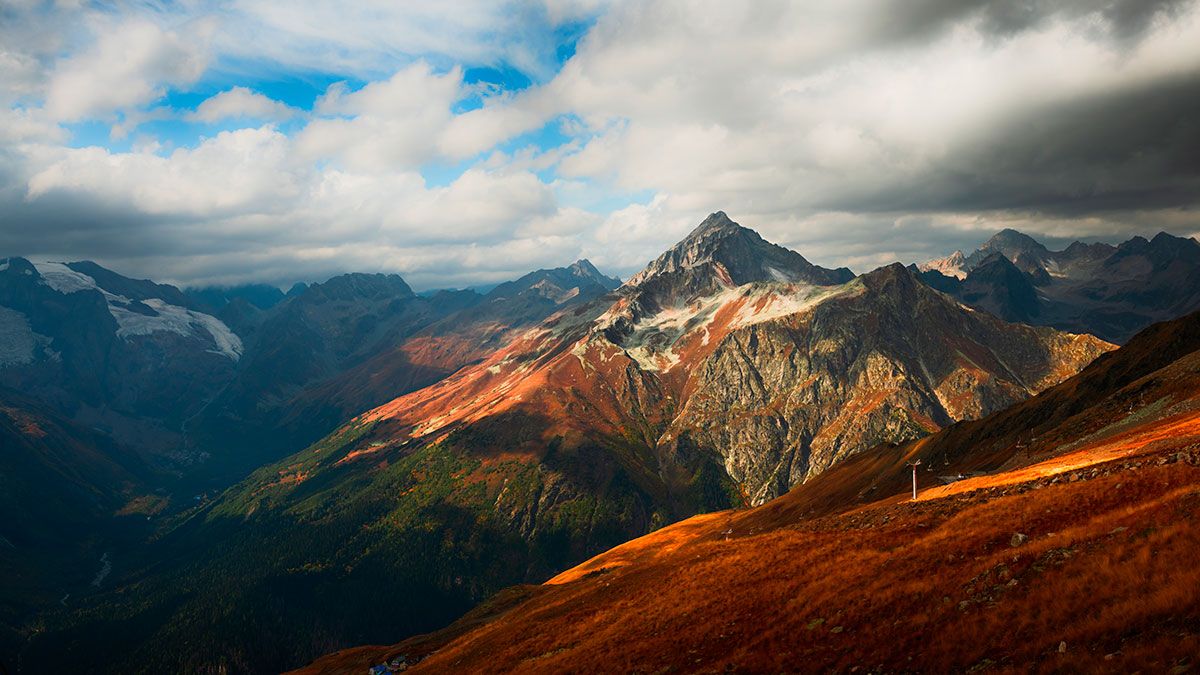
[2,0,1199,289]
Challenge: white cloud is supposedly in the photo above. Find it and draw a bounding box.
[213,0,567,81]
[0,107,66,146]
[189,87,298,123]
[15,126,593,288]
[296,62,463,171]
[535,0,1200,270]
[43,17,214,121]
[583,194,693,274]
[439,96,553,160]
[27,127,301,216]
[541,0,611,26]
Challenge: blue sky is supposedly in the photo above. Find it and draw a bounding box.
[2,1,1199,289]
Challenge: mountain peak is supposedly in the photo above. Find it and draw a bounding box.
[1150,231,1200,251]
[959,228,1050,273]
[570,258,601,276]
[626,212,854,291]
[685,210,739,238]
[974,250,1022,272]
[1109,231,1200,266]
[568,259,620,289]
[485,259,620,305]
[861,261,922,293]
[952,252,1041,323]
[64,260,196,309]
[1061,240,1116,260]
[0,256,37,276]
[918,250,967,279]
[980,229,1049,257]
[304,272,414,302]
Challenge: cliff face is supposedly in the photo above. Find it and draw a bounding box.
[667,264,1106,502]
[0,257,242,463]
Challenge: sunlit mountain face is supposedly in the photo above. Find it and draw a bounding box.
[306,310,1200,675]
[3,1,1200,673]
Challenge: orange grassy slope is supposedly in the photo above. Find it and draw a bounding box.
[295,312,1200,674]
[298,434,1200,674]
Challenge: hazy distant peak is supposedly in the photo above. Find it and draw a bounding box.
[569,258,621,289]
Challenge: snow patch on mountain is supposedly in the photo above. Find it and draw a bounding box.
[626,343,682,372]
[32,262,243,360]
[618,280,861,371]
[730,282,860,328]
[766,266,793,282]
[112,299,243,360]
[33,262,99,293]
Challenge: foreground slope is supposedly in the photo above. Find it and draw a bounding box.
[304,310,1200,674]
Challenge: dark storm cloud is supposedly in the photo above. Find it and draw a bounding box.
[1095,0,1190,40]
[0,191,177,261]
[814,70,1200,218]
[875,0,1191,43]
[974,0,1187,39]
[0,175,283,265]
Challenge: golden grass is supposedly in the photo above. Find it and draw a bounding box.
[392,455,1200,674]
[296,373,1200,675]
[919,410,1200,501]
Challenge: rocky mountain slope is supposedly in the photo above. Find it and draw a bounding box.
[185,283,287,314]
[184,283,289,340]
[185,271,462,474]
[0,251,618,486]
[0,387,147,554]
[363,212,1111,503]
[22,214,1114,673]
[919,229,1200,342]
[305,309,1200,674]
[187,260,619,480]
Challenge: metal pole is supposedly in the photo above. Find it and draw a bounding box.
[907,459,921,501]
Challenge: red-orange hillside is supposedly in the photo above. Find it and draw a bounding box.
[296,311,1200,674]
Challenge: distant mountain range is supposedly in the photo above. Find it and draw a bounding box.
[0,255,618,481]
[3,215,1199,672]
[918,228,1200,342]
[14,213,1116,672]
